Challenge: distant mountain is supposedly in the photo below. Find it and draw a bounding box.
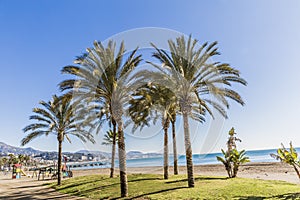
[76,149,162,160]
[0,142,43,155]
[76,149,111,159]
[126,151,162,159]
[0,142,162,160]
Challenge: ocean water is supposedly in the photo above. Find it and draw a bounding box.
[70,148,299,170]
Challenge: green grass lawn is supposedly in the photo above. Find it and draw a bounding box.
[50,174,300,199]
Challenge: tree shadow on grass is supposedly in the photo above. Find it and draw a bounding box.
[110,186,187,200]
[271,193,300,199]
[55,177,111,191]
[72,177,162,197]
[0,186,78,200]
[57,176,160,192]
[236,192,300,200]
[128,177,161,182]
[236,196,265,200]
[165,176,228,184]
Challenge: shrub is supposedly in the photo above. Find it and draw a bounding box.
[270,142,300,179]
[217,127,250,178]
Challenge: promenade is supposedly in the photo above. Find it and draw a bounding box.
[0,174,86,200]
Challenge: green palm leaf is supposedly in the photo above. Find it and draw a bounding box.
[22,94,95,186]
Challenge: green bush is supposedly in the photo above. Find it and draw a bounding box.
[217,127,250,178]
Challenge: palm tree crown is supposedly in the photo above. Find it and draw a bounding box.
[22,95,94,146]
[102,130,119,146]
[137,35,247,187]
[21,94,95,185]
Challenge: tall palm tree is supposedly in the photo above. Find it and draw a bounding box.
[129,83,178,179]
[21,95,95,185]
[84,100,118,178]
[60,40,142,197]
[139,35,247,187]
[102,129,118,178]
[170,105,179,175]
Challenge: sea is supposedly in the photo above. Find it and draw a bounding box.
[69,148,297,170]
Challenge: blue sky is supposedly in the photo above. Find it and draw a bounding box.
[1,1,300,155]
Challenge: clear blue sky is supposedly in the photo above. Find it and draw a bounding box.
[1,1,300,155]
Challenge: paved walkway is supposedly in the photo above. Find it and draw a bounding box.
[0,175,87,200]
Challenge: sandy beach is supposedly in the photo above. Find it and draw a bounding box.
[0,162,299,199]
[71,162,300,184]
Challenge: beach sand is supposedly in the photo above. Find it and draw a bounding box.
[71,162,300,184]
[0,162,299,199]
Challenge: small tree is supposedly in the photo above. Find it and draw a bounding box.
[217,127,249,178]
[270,142,300,179]
[102,130,118,178]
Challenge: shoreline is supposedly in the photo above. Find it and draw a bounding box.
[1,161,298,184]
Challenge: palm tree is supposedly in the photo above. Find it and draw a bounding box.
[102,129,118,145]
[102,129,118,178]
[21,94,95,185]
[139,35,246,187]
[18,154,25,165]
[60,40,142,197]
[8,154,18,166]
[129,83,178,179]
[84,100,118,178]
[170,103,179,175]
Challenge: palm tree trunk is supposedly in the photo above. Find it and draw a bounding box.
[293,164,300,179]
[226,166,231,178]
[172,120,178,175]
[183,113,195,187]
[117,119,128,197]
[110,119,117,178]
[163,120,169,180]
[57,140,62,186]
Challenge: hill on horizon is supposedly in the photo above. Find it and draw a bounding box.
[0,141,43,155]
[0,142,163,159]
